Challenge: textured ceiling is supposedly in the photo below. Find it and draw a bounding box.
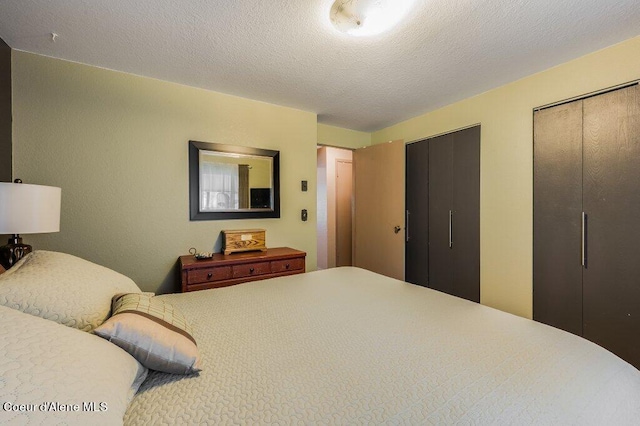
[1,0,639,132]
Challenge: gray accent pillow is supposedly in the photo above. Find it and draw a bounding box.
[0,250,141,332]
[0,304,147,425]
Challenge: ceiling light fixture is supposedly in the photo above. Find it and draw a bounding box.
[329,0,415,37]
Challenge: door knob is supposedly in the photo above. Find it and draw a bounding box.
[394,226,402,234]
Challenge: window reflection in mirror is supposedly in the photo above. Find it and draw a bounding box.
[189,141,280,220]
[199,151,273,211]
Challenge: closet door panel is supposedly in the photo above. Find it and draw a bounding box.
[452,126,480,303]
[582,85,640,368]
[405,140,430,286]
[533,101,584,336]
[428,134,454,295]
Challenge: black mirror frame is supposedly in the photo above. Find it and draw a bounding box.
[189,140,280,220]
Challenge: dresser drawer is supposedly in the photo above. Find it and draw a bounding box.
[187,266,232,285]
[179,248,307,292]
[232,261,271,278]
[271,258,304,273]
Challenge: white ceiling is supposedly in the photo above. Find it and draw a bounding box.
[1,0,639,132]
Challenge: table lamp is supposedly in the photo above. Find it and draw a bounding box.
[0,179,62,269]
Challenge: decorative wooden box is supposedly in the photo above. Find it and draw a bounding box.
[222,229,267,255]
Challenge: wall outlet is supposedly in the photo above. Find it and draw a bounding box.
[301,180,308,191]
[301,209,308,221]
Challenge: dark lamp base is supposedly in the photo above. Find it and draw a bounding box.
[0,235,32,270]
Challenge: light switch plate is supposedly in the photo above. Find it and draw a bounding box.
[301,180,308,191]
[301,209,308,221]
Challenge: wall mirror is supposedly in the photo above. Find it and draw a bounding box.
[189,141,280,220]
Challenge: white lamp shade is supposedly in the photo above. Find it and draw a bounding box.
[0,183,61,234]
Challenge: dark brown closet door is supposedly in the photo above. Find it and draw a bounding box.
[428,133,454,296]
[451,126,480,303]
[582,85,640,368]
[533,101,584,336]
[405,140,430,286]
[0,38,10,182]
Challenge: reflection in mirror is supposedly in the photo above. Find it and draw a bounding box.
[199,151,273,211]
[189,141,280,220]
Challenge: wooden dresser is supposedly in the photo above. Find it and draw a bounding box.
[179,247,306,292]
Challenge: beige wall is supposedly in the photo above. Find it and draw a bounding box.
[316,146,353,269]
[318,123,371,149]
[248,160,271,190]
[12,51,318,293]
[372,35,640,319]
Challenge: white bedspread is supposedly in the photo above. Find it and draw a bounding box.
[126,267,640,424]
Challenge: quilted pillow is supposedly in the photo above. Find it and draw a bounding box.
[94,293,201,374]
[0,305,147,425]
[0,250,141,332]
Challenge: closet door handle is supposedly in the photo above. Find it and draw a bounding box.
[406,210,410,242]
[581,212,587,267]
[449,210,453,249]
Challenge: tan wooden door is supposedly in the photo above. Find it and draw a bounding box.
[336,160,353,266]
[353,140,405,279]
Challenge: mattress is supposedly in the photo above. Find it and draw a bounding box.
[125,267,640,424]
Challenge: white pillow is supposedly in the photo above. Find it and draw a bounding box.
[0,304,147,425]
[0,250,141,331]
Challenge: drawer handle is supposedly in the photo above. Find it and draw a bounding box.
[285,263,290,269]
[249,268,255,273]
[207,273,213,279]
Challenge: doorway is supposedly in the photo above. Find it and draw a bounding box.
[336,160,353,266]
[317,146,353,269]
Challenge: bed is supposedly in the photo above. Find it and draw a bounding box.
[1,252,639,425]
